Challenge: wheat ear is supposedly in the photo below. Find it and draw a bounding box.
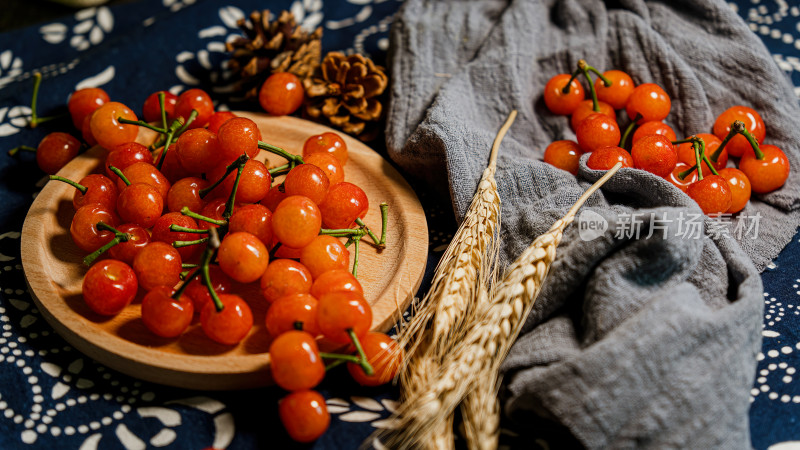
[381,163,623,449]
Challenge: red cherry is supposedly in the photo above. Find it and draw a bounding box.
[200,294,253,345]
[284,164,330,205]
[217,117,261,163]
[184,266,232,313]
[316,291,372,344]
[272,196,323,249]
[141,286,194,338]
[36,132,81,175]
[68,87,109,129]
[575,113,620,153]
[259,72,304,116]
[217,232,269,283]
[279,390,330,443]
[712,105,765,157]
[269,330,325,391]
[142,91,177,123]
[318,182,369,229]
[666,163,699,193]
[175,128,222,174]
[71,174,118,211]
[174,88,214,129]
[543,73,585,115]
[739,144,790,194]
[206,111,237,134]
[265,293,320,337]
[594,70,634,110]
[631,121,677,145]
[625,83,671,124]
[70,204,117,253]
[166,177,209,214]
[543,140,582,175]
[132,242,182,291]
[105,142,152,179]
[116,183,164,229]
[310,270,363,299]
[586,146,633,171]
[630,134,676,177]
[346,332,403,387]
[107,223,150,264]
[89,102,139,150]
[717,168,751,214]
[303,132,348,165]
[687,175,732,215]
[304,152,345,185]
[261,259,313,304]
[82,260,138,316]
[569,100,615,131]
[299,235,350,278]
[150,212,202,262]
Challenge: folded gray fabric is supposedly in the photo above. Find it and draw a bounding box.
[386,0,800,447]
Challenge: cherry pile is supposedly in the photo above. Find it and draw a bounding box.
[20,74,402,443]
[542,60,791,215]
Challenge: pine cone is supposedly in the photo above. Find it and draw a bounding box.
[303,52,389,140]
[226,10,322,101]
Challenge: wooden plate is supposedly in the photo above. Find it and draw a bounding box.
[21,113,428,390]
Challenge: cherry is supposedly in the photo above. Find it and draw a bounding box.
[543,73,585,115]
[81,113,98,146]
[175,128,222,174]
[184,266,232,312]
[279,390,330,443]
[594,70,634,110]
[132,242,182,291]
[261,259,313,304]
[346,332,402,387]
[206,159,271,204]
[261,184,289,212]
[310,270,363,299]
[217,117,261,163]
[217,232,269,283]
[36,132,81,174]
[284,164,330,205]
[68,87,109,129]
[228,203,273,245]
[105,142,152,179]
[107,223,150,264]
[167,177,209,213]
[317,291,372,344]
[687,175,732,215]
[197,199,228,230]
[569,99,615,131]
[200,294,253,345]
[117,183,164,229]
[141,286,194,338]
[713,105,765,157]
[54,173,118,211]
[272,195,323,248]
[318,182,369,229]
[543,140,582,175]
[625,83,671,124]
[265,293,320,337]
[70,204,117,253]
[153,144,194,183]
[631,121,677,145]
[142,91,178,123]
[206,111,237,134]
[739,144,790,194]
[82,259,138,316]
[150,212,202,262]
[575,113,620,153]
[304,152,345,185]
[300,235,350,278]
[259,72,304,116]
[116,162,171,201]
[586,145,634,171]
[89,102,139,150]
[666,163,698,193]
[269,330,325,391]
[717,168,751,213]
[303,132,348,165]
[630,134,676,177]
[174,88,214,129]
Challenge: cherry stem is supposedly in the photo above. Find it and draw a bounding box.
[117,118,167,134]
[182,263,199,269]
[202,228,224,312]
[8,145,36,156]
[320,228,366,237]
[223,156,247,220]
[158,92,167,131]
[693,139,704,181]
[293,321,304,331]
[268,241,283,260]
[352,236,362,277]
[257,141,304,165]
[108,165,131,186]
[49,175,87,194]
[173,237,208,248]
[619,121,636,149]
[172,266,200,300]
[268,164,291,176]
[348,329,374,376]
[180,207,227,226]
[355,218,381,247]
[324,359,347,372]
[379,202,388,246]
[585,65,611,87]
[156,119,184,171]
[199,154,248,199]
[83,222,130,266]
[677,164,697,180]
[578,60,600,112]
[169,224,208,234]
[27,73,65,128]
[561,67,582,95]
[318,352,363,365]
[175,110,198,136]
[736,121,764,160]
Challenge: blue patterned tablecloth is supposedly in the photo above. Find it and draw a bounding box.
[0,1,798,449]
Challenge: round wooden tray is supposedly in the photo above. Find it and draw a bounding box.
[20,113,428,390]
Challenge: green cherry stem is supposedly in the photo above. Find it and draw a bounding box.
[223,156,247,220]
[203,228,224,312]
[173,266,201,299]
[169,224,209,234]
[8,145,36,156]
[693,139,704,181]
[561,66,582,94]
[677,164,697,181]
[585,64,612,87]
[577,60,600,112]
[117,117,167,134]
[379,202,388,246]
[733,120,765,160]
[318,352,364,365]
[156,119,184,171]
[347,328,374,376]
[199,154,248,199]
[108,165,131,186]
[352,236,361,278]
[355,218,381,247]
[173,237,209,248]
[49,175,87,194]
[83,222,130,266]
[182,263,199,269]
[28,73,67,128]
[268,164,291,176]
[158,91,167,131]
[257,141,304,165]
[619,122,636,150]
[175,109,198,136]
[179,207,227,226]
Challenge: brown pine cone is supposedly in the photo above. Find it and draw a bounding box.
[303,52,389,140]
[226,10,322,101]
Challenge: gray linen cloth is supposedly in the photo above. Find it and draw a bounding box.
[386,0,800,448]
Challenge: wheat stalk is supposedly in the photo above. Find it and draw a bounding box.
[398,111,515,361]
[381,163,623,449]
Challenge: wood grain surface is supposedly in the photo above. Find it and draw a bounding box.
[21,113,428,390]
